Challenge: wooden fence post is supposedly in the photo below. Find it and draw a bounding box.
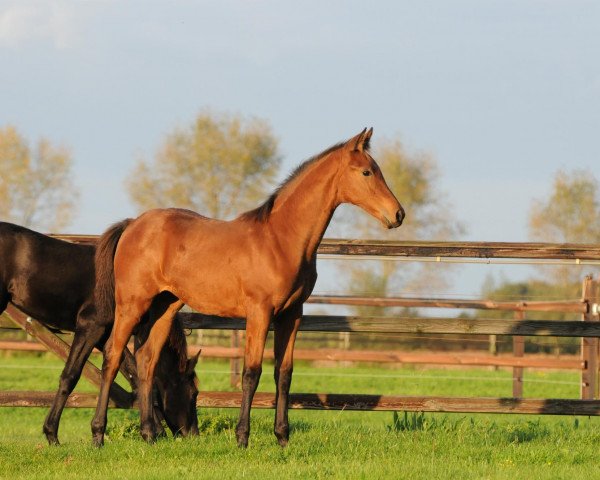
[591,275,600,399]
[512,310,525,398]
[488,335,497,356]
[581,276,599,400]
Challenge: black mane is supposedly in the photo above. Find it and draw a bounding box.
[238,141,347,222]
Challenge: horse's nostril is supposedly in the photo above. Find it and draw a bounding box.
[396,210,404,224]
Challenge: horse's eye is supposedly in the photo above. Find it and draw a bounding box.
[362,170,372,177]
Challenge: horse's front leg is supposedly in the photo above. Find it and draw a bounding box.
[135,298,183,443]
[273,304,302,447]
[236,305,271,448]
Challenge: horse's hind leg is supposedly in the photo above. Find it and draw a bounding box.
[135,295,183,443]
[273,304,302,447]
[91,300,149,447]
[44,304,109,445]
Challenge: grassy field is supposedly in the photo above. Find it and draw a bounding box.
[0,354,599,479]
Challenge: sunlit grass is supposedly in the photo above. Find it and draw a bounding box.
[0,355,597,479]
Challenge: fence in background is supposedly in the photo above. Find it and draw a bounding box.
[0,237,599,415]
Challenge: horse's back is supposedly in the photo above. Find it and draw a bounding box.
[121,208,233,249]
[0,222,95,329]
[115,208,299,317]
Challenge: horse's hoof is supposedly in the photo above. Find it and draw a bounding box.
[236,436,249,448]
[277,437,289,448]
[46,437,60,446]
[44,430,60,446]
[92,434,104,448]
[274,427,289,447]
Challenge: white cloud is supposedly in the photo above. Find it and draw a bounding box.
[0,1,80,49]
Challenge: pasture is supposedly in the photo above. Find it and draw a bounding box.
[1,355,599,480]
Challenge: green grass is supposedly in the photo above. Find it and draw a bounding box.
[0,354,598,479]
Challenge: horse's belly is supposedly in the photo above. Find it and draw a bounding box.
[176,283,245,318]
[10,296,78,331]
[190,301,244,318]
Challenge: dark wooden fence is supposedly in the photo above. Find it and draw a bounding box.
[1,237,599,415]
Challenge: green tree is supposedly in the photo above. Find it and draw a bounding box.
[127,110,281,218]
[529,169,600,284]
[529,169,600,244]
[0,125,78,230]
[330,136,466,314]
[478,169,600,354]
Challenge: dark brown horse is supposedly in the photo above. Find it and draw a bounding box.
[0,222,199,444]
[92,128,404,447]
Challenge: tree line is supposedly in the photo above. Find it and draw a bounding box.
[1,111,598,308]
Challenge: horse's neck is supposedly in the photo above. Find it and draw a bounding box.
[267,154,340,261]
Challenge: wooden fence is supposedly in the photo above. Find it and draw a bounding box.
[1,237,599,416]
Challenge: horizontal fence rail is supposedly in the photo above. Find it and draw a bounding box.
[307,295,589,313]
[178,313,600,337]
[50,235,600,261]
[11,314,596,336]
[0,341,583,370]
[3,391,600,416]
[318,239,600,260]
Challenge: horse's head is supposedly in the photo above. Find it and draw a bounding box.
[155,350,200,437]
[337,128,405,229]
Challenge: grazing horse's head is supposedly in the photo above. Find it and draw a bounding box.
[156,351,200,437]
[337,128,405,229]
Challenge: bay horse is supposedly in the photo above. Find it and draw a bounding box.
[92,128,404,447]
[0,222,200,445]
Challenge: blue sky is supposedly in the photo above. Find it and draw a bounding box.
[1,1,598,296]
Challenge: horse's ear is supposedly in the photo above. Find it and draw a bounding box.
[347,128,369,152]
[186,349,201,375]
[363,127,373,151]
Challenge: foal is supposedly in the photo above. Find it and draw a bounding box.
[92,128,404,447]
[0,222,199,444]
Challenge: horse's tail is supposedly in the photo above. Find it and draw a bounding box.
[94,219,133,323]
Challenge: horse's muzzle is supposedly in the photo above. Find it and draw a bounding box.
[385,209,405,229]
